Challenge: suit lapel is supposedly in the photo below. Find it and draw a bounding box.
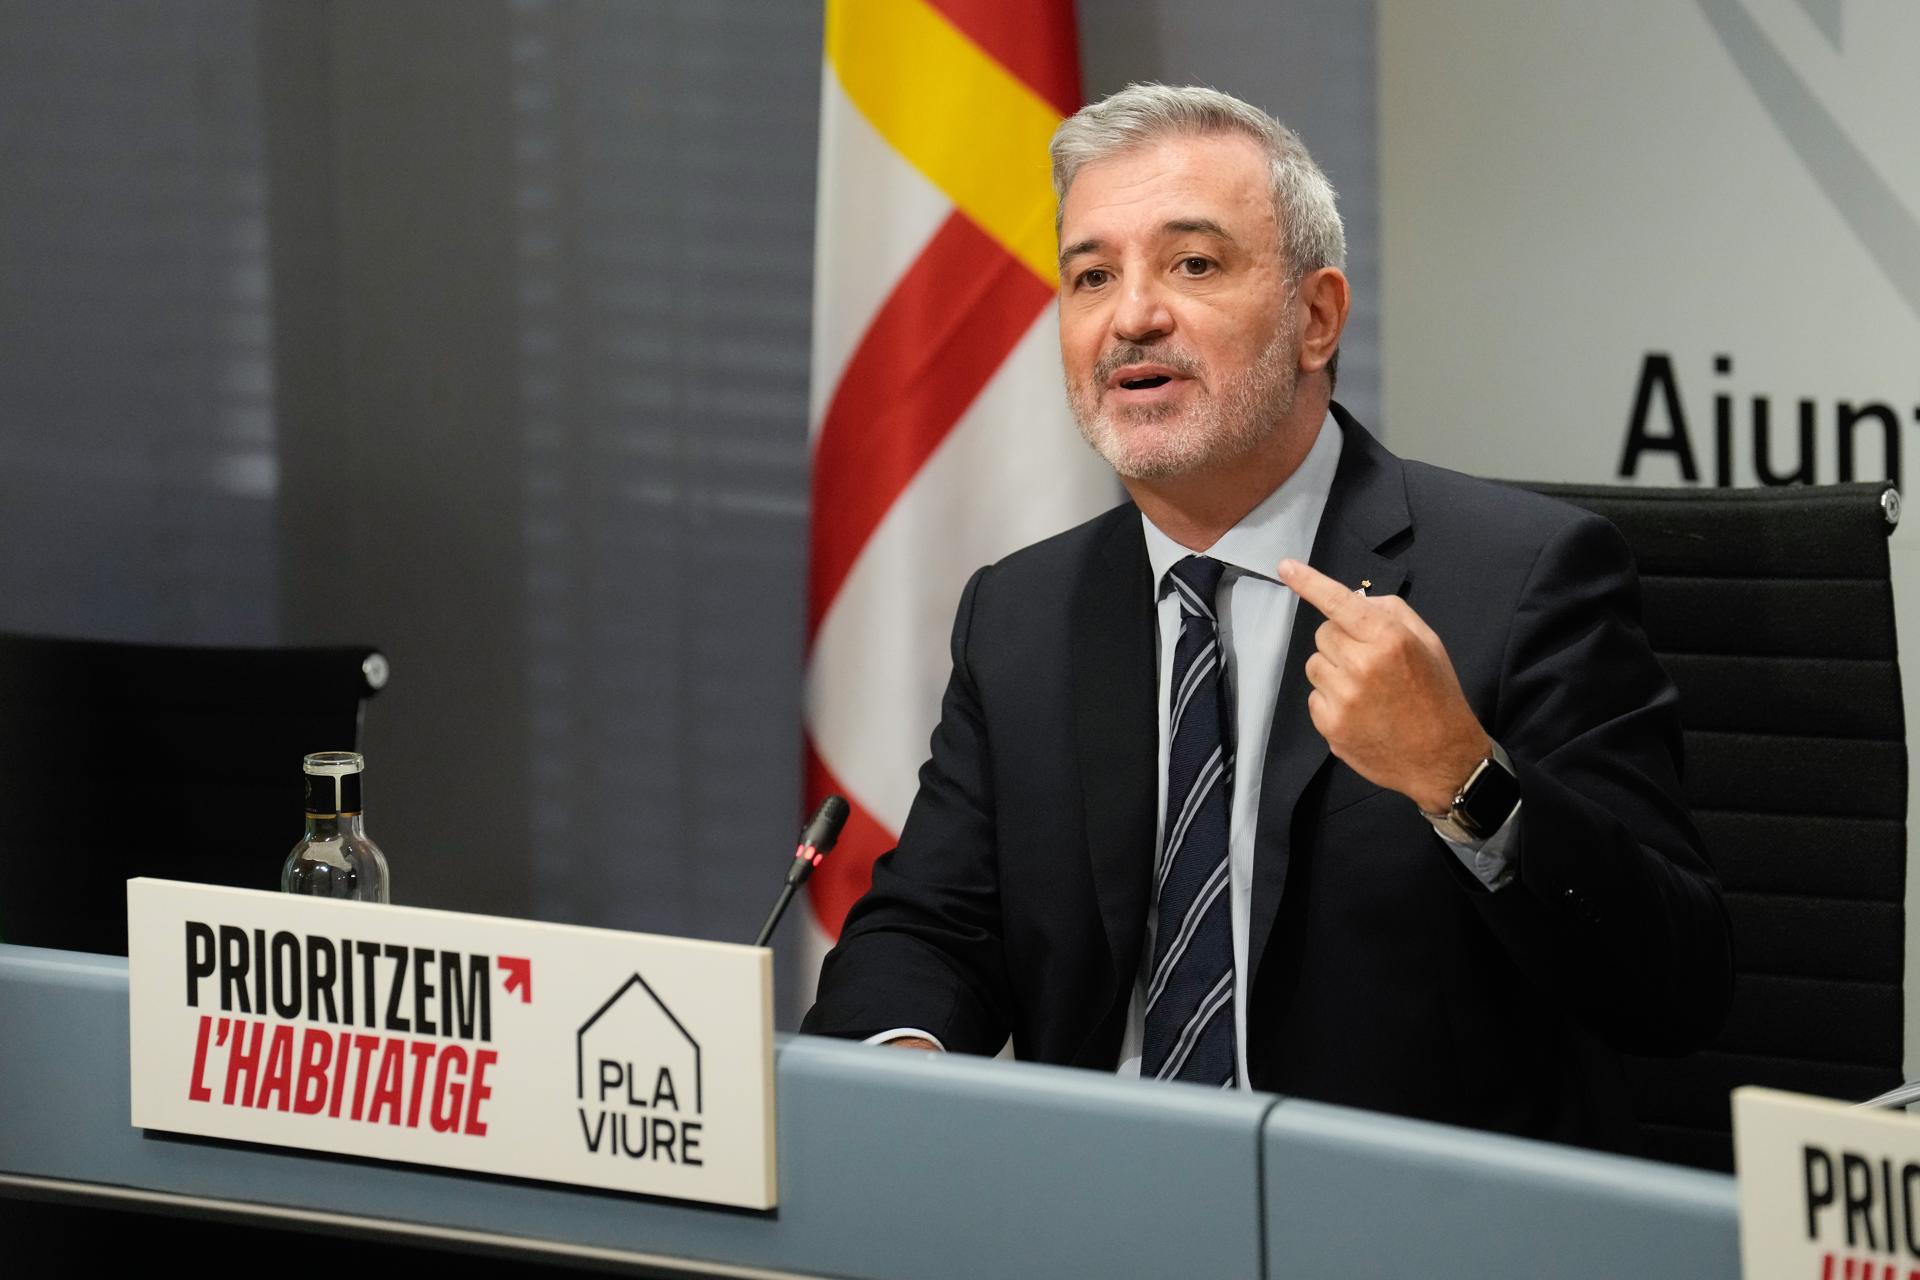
[1247,408,1413,984]
[1069,509,1158,1012]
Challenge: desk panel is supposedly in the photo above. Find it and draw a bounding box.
[0,945,1269,1277]
[1,944,1746,1277]
[1264,1098,1740,1278]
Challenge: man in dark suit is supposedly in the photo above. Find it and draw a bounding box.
[802,84,1731,1149]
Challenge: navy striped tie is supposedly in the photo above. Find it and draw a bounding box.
[1143,554,1238,1087]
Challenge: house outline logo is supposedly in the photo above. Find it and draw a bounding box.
[576,971,702,1114]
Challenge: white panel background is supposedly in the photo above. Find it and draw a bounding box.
[1380,0,1920,1073]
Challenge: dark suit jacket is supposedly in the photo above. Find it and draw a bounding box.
[803,406,1733,1150]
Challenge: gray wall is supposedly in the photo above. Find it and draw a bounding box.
[0,0,1377,1026]
[0,1,282,642]
[264,0,827,1019]
[266,2,534,921]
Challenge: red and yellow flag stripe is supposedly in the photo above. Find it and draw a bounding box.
[805,0,1088,934]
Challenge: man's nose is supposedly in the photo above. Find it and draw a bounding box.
[1111,277,1172,344]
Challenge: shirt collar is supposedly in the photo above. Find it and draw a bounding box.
[1141,409,1344,590]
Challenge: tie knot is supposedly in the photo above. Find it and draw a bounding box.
[1168,555,1227,618]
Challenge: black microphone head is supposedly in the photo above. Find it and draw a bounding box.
[801,794,851,855]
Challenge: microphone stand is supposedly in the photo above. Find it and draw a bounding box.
[754,795,850,947]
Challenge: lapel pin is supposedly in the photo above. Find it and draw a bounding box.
[1355,578,1372,597]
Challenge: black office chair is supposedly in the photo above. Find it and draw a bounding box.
[1520,480,1906,1172]
[0,633,388,955]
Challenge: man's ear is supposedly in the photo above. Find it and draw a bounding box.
[1296,267,1351,377]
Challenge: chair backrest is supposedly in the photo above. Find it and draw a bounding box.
[1520,480,1906,1171]
[0,633,387,955]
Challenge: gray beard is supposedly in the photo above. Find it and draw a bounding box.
[1067,322,1298,481]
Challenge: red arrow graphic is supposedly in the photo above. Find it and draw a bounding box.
[499,955,532,1003]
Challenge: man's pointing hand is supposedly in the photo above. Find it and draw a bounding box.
[1277,559,1492,816]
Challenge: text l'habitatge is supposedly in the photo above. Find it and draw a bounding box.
[181,921,497,1135]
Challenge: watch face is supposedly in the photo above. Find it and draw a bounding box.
[1458,757,1521,838]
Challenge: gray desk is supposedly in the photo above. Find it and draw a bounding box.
[0,944,1739,1277]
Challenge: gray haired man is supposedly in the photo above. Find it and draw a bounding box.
[804,84,1730,1150]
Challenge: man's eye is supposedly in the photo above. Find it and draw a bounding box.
[1178,257,1212,276]
[1078,268,1110,289]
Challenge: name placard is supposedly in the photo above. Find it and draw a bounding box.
[127,878,775,1209]
[1735,1086,1920,1279]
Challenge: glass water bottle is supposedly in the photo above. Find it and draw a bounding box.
[281,751,390,902]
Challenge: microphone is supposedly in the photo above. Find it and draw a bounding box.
[753,795,850,947]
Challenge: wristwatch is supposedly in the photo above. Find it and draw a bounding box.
[1423,746,1521,844]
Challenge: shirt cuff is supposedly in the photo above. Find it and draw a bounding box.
[1437,804,1521,891]
[863,1027,946,1051]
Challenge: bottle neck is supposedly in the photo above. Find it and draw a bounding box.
[304,767,363,816]
[303,812,368,839]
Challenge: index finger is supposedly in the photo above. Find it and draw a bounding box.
[1277,558,1361,621]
